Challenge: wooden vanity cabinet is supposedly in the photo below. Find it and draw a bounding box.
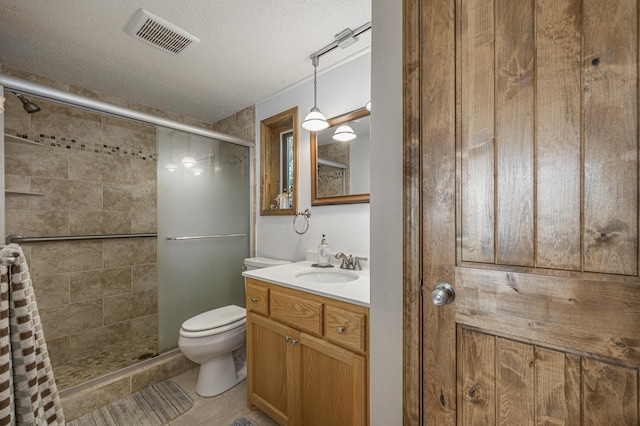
[245,278,369,426]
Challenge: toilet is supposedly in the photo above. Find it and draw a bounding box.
[178,257,290,397]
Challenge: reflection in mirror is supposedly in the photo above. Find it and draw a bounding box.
[311,108,370,205]
[260,107,298,215]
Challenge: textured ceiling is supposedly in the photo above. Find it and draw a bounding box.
[0,0,372,123]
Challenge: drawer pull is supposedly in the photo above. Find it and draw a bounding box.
[291,339,298,346]
[337,326,345,334]
[250,297,258,303]
[285,336,291,342]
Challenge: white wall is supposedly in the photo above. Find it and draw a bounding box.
[349,136,370,195]
[255,52,371,262]
[370,0,403,424]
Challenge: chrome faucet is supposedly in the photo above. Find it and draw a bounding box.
[334,252,368,271]
[335,252,352,269]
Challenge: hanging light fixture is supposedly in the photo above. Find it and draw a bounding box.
[333,124,357,142]
[301,56,329,132]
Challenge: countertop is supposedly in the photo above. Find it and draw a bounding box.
[242,261,370,307]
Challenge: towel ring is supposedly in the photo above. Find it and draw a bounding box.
[293,209,311,234]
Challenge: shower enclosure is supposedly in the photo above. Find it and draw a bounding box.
[1,74,251,390]
[157,127,249,352]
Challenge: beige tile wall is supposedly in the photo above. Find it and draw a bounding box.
[317,143,351,197]
[3,89,160,389]
[211,105,256,141]
[1,65,255,392]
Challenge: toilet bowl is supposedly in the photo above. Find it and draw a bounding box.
[178,257,290,397]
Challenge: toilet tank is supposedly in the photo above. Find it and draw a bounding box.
[243,257,291,271]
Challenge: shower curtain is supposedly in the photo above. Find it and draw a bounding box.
[0,244,64,426]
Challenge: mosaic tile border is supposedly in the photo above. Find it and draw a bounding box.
[5,128,157,161]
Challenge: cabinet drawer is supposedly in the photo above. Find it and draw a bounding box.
[246,280,269,315]
[270,290,323,335]
[324,305,366,353]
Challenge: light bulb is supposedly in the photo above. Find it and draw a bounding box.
[165,162,178,172]
[191,167,204,176]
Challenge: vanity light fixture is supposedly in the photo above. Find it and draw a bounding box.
[332,124,357,142]
[301,56,329,132]
[181,156,197,168]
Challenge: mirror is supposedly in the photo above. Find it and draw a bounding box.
[260,107,298,215]
[311,108,370,205]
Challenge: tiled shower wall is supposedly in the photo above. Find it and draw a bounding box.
[1,65,255,391]
[317,143,350,197]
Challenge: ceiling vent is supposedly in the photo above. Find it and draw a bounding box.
[125,9,200,55]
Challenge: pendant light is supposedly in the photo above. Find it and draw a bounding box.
[333,124,357,142]
[301,56,329,132]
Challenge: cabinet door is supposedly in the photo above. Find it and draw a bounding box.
[247,312,296,425]
[295,332,367,426]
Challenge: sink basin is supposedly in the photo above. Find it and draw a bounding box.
[295,269,359,283]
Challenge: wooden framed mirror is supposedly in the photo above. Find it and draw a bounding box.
[260,107,298,215]
[311,107,370,205]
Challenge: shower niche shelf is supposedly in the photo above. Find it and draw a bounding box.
[4,133,44,147]
[5,190,44,196]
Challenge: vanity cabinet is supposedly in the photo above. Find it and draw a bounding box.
[246,278,369,426]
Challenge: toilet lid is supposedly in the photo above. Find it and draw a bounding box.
[182,305,246,332]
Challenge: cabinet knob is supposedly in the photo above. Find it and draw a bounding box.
[337,326,345,334]
[291,339,298,346]
[250,297,258,303]
[284,336,291,342]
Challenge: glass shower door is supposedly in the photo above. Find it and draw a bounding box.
[157,128,250,352]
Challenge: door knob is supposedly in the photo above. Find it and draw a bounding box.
[430,282,455,306]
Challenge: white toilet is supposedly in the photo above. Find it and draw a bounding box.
[178,257,290,397]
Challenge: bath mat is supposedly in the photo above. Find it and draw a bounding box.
[229,418,255,426]
[68,380,193,426]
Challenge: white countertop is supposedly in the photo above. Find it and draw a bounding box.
[242,261,370,307]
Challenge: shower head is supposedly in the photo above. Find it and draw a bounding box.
[13,92,41,114]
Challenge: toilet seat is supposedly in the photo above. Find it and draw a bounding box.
[179,305,247,338]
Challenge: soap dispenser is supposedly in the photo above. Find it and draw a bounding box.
[317,234,330,267]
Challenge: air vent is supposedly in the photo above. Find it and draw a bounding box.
[125,9,200,55]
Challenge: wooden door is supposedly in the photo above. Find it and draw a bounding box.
[247,313,296,425]
[296,332,367,426]
[404,0,640,424]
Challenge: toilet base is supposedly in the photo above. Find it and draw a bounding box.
[195,352,246,397]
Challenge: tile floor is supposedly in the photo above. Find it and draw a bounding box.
[168,369,278,426]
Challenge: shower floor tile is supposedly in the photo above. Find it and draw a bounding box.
[53,338,158,390]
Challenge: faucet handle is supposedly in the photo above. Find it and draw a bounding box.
[353,256,368,271]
